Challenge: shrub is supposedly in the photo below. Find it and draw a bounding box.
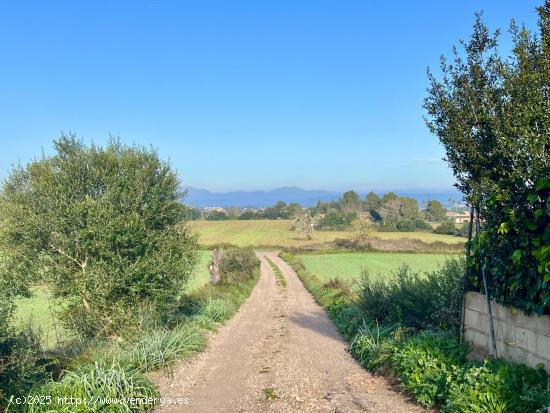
[377,222,398,232]
[0,136,199,338]
[359,257,465,330]
[205,210,228,221]
[27,361,159,412]
[392,331,467,408]
[434,221,457,235]
[446,359,550,413]
[316,210,356,230]
[0,327,58,410]
[396,218,432,232]
[218,247,260,283]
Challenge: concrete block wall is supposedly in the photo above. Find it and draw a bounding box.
[464,292,550,372]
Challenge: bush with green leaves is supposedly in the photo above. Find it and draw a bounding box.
[392,331,467,408]
[396,217,432,232]
[205,210,228,221]
[0,327,59,410]
[446,359,550,413]
[0,136,198,338]
[218,247,260,284]
[359,258,465,330]
[316,210,356,230]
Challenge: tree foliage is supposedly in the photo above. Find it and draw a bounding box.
[424,3,550,313]
[0,135,198,337]
[425,200,448,222]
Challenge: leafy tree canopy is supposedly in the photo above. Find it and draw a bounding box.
[0,135,198,337]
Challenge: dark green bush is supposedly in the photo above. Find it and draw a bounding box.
[446,359,550,413]
[434,221,457,235]
[396,218,432,232]
[470,176,550,315]
[393,331,467,408]
[205,210,228,220]
[359,257,465,330]
[425,4,550,315]
[218,247,260,283]
[0,327,58,410]
[316,210,356,230]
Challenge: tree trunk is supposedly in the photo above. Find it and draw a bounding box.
[210,248,222,284]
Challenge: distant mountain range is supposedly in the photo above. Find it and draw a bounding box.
[183,186,463,209]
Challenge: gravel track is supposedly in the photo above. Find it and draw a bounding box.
[155,252,426,413]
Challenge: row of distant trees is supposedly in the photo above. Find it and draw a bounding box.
[187,190,467,234]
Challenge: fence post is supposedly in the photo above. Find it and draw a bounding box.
[209,248,222,284]
[475,210,497,357]
[460,205,475,345]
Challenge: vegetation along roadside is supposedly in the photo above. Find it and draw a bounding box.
[0,137,260,412]
[281,252,550,412]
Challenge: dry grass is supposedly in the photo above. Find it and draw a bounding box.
[191,219,466,248]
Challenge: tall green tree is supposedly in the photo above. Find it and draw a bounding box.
[424,2,550,314]
[425,200,448,222]
[0,136,198,337]
[399,197,419,220]
[340,190,362,213]
[364,191,381,211]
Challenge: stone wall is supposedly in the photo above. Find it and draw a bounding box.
[464,291,550,372]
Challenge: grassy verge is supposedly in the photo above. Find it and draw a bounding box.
[281,252,550,413]
[21,253,260,413]
[266,257,287,287]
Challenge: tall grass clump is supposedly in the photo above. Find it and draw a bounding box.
[117,323,206,373]
[26,361,158,413]
[193,297,235,329]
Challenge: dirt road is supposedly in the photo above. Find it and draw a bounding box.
[155,252,425,412]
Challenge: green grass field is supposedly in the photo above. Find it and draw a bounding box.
[185,250,213,292]
[299,252,452,284]
[14,250,213,347]
[192,219,465,248]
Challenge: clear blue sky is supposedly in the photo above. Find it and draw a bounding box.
[0,1,541,192]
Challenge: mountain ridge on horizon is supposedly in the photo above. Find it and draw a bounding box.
[184,186,463,209]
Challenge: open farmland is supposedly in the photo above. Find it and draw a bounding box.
[191,219,466,248]
[299,252,451,283]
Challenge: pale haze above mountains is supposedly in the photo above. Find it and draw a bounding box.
[184,187,463,209]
